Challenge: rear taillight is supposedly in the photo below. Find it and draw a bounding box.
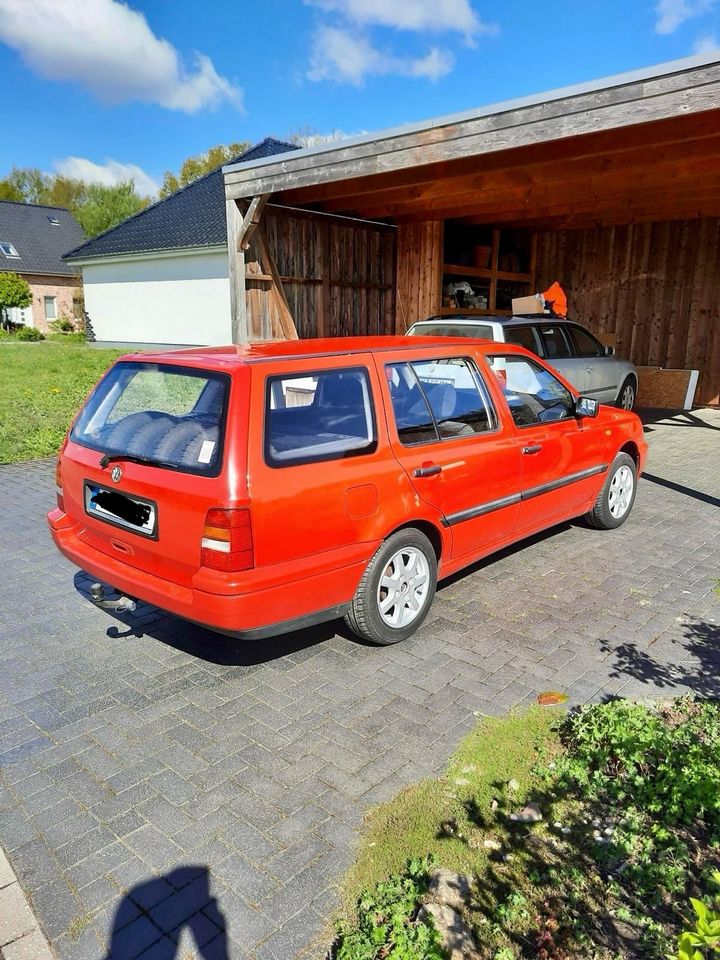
[201,508,254,572]
[55,459,64,512]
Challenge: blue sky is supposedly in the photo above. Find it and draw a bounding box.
[1,0,719,196]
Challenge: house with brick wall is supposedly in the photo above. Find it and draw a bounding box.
[0,201,85,332]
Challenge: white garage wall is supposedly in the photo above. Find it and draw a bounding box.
[78,248,231,345]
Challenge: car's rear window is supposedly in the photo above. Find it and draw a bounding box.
[265,367,376,467]
[408,322,494,339]
[71,362,230,476]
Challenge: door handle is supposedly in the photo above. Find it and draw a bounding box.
[413,464,442,478]
[522,445,543,455]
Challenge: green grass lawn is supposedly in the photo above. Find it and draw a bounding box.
[0,341,125,463]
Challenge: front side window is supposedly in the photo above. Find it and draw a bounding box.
[486,354,575,427]
[388,357,497,446]
[265,367,375,466]
[71,362,229,476]
[44,296,57,320]
[568,324,604,358]
[537,325,572,360]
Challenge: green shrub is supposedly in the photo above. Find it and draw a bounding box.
[50,316,76,334]
[554,698,720,901]
[332,856,446,960]
[675,871,720,959]
[16,326,45,341]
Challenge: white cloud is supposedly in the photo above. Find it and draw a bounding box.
[307,26,453,85]
[306,0,496,39]
[54,157,160,197]
[655,0,717,34]
[693,31,719,50]
[0,0,242,112]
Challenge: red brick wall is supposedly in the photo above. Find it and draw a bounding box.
[23,274,80,334]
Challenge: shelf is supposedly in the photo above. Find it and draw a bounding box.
[443,263,532,283]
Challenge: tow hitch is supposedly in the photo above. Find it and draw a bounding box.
[89,582,137,613]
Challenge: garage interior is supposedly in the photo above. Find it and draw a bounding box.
[224,55,720,406]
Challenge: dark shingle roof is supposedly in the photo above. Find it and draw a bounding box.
[64,138,299,262]
[0,202,85,276]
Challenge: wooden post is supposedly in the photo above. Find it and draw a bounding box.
[226,198,247,343]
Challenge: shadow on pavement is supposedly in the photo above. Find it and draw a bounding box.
[641,472,720,508]
[72,571,358,667]
[599,615,720,698]
[104,865,228,959]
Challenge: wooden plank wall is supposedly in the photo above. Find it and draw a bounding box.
[255,206,396,339]
[395,221,443,331]
[536,219,720,405]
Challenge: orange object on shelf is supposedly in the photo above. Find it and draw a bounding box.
[542,281,568,318]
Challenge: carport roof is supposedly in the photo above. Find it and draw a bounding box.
[64,138,298,263]
[224,53,720,229]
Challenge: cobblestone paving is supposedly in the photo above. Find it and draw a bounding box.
[0,409,718,960]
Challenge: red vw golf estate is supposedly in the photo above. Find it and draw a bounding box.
[48,337,647,645]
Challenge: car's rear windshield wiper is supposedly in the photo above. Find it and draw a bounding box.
[99,453,180,471]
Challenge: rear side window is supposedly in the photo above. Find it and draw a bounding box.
[568,324,604,357]
[387,357,497,445]
[71,362,229,476]
[537,325,572,360]
[503,325,540,354]
[408,323,495,339]
[265,367,376,466]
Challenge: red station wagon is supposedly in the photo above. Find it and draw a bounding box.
[48,337,647,645]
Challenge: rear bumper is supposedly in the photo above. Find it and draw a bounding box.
[48,509,366,637]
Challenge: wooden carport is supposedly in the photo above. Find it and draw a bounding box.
[224,54,720,404]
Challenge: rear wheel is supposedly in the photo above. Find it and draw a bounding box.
[345,529,437,645]
[616,377,636,411]
[585,452,637,529]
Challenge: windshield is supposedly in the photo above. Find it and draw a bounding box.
[71,362,230,476]
[408,322,495,339]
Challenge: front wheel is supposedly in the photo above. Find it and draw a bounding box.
[616,377,636,411]
[585,452,637,529]
[345,529,438,645]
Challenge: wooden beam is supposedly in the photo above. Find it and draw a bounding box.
[226,198,247,343]
[277,112,720,208]
[312,133,720,216]
[225,67,720,199]
[255,227,299,340]
[238,194,269,251]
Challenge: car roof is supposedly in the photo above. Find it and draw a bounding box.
[119,335,529,368]
[415,315,573,327]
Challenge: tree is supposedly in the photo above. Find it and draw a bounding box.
[0,167,149,236]
[0,167,46,204]
[0,272,32,329]
[73,182,148,237]
[159,142,251,198]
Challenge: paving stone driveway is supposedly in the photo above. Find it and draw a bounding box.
[0,409,718,960]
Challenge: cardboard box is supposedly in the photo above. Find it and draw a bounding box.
[511,294,545,315]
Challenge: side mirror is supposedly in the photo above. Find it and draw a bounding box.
[604,345,615,357]
[576,396,599,418]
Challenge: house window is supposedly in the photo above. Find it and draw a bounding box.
[47,216,60,225]
[44,296,57,320]
[0,242,20,258]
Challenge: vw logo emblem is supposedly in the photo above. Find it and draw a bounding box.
[111,465,123,483]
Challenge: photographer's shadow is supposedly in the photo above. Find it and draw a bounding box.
[105,865,228,959]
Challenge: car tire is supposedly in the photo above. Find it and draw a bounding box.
[616,377,636,411]
[585,452,637,530]
[345,528,438,645]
